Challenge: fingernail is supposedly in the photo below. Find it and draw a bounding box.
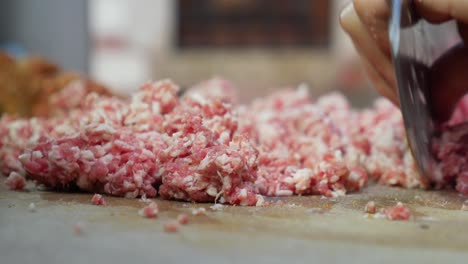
[340,3,354,21]
[339,3,356,32]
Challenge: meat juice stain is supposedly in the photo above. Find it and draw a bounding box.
[37,186,466,235]
[347,184,467,210]
[39,188,465,215]
[38,191,337,226]
[39,191,221,228]
[34,191,468,252]
[41,191,91,204]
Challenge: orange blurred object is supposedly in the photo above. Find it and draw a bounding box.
[0,52,112,117]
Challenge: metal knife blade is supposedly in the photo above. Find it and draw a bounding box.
[389,0,461,178]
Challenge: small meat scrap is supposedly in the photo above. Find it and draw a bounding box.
[5,172,26,190]
[164,221,179,233]
[209,204,225,211]
[383,202,411,221]
[139,194,152,204]
[192,207,206,216]
[138,202,159,218]
[28,203,36,212]
[91,194,106,206]
[255,195,265,207]
[461,200,468,211]
[73,222,85,236]
[364,201,376,214]
[177,214,189,225]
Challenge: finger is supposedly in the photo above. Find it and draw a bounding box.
[340,3,397,90]
[415,0,468,24]
[352,0,392,58]
[430,44,468,122]
[361,58,400,106]
[414,0,468,43]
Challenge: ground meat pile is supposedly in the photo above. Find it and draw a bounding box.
[431,95,468,194]
[1,78,467,204]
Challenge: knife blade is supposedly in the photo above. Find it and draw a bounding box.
[389,0,461,179]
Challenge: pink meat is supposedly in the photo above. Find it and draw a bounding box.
[159,112,259,205]
[139,202,159,218]
[240,88,368,197]
[432,122,468,193]
[0,117,51,177]
[91,194,107,206]
[383,202,411,221]
[164,221,180,233]
[177,214,189,225]
[0,82,128,178]
[124,80,179,132]
[1,77,467,205]
[186,78,238,104]
[20,125,165,198]
[4,172,26,190]
[364,201,376,214]
[11,78,261,205]
[357,99,427,189]
[48,80,88,115]
[428,94,467,192]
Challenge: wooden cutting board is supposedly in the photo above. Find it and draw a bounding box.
[1,183,468,263]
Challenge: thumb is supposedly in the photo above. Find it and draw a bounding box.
[430,43,468,122]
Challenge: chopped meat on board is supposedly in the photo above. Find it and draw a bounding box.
[20,125,165,198]
[364,201,376,214]
[461,200,468,211]
[0,78,467,205]
[91,194,107,206]
[430,95,468,191]
[177,214,189,225]
[0,117,49,177]
[383,202,411,221]
[73,222,85,236]
[185,77,238,104]
[432,122,468,194]
[159,92,260,205]
[124,80,179,132]
[139,202,159,218]
[240,88,368,198]
[5,172,26,190]
[28,203,36,212]
[0,82,126,178]
[164,221,180,233]
[192,208,207,216]
[357,99,427,189]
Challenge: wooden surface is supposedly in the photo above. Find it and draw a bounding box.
[1,183,468,264]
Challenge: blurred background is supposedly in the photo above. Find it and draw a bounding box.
[0,0,379,105]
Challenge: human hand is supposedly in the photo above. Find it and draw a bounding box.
[340,0,468,122]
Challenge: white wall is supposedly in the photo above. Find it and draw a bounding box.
[90,0,361,98]
[89,0,175,94]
